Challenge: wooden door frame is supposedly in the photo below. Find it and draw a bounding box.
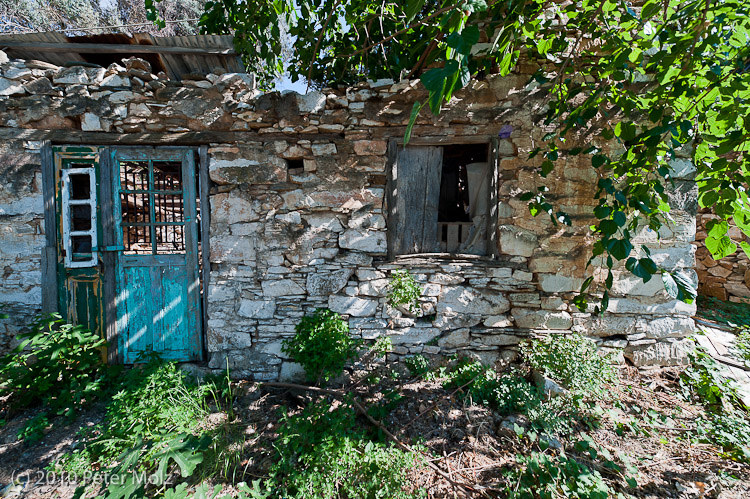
[41,143,210,364]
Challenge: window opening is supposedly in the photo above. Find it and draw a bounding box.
[62,167,98,268]
[438,144,489,254]
[120,159,186,255]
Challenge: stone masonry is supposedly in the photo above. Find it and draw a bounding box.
[0,49,698,379]
[695,209,750,303]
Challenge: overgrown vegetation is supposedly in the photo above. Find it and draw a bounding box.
[442,334,615,441]
[404,354,430,378]
[521,333,616,397]
[737,330,750,368]
[281,308,360,385]
[680,347,750,463]
[0,313,110,436]
[55,354,237,497]
[268,399,422,499]
[387,269,423,315]
[505,451,615,499]
[697,295,750,328]
[3,311,750,498]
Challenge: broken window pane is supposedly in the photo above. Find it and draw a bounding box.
[71,204,92,231]
[154,194,185,224]
[121,192,152,224]
[438,144,489,255]
[123,225,152,255]
[119,158,187,256]
[69,173,91,200]
[156,224,185,254]
[71,235,92,261]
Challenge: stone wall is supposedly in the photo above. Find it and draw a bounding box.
[0,137,44,352]
[0,49,698,377]
[695,209,750,302]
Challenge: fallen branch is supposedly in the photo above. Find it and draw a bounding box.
[262,381,495,498]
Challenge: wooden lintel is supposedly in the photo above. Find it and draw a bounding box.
[0,128,345,145]
[370,126,497,145]
[0,41,236,56]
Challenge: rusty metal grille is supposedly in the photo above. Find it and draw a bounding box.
[120,160,186,255]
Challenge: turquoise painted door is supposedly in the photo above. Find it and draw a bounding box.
[111,147,203,362]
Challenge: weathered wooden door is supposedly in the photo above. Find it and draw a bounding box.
[54,147,104,338]
[52,146,203,363]
[111,147,203,362]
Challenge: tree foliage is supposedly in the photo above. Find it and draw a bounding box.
[147,0,750,309]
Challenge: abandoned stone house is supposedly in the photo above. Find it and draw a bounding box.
[0,33,699,380]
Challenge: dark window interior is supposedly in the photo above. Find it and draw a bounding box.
[69,173,91,200]
[71,235,92,261]
[437,144,489,254]
[71,204,92,231]
[120,160,186,255]
[438,144,488,223]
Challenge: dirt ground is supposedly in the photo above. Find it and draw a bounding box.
[1,361,748,499]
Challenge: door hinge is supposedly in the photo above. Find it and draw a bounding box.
[101,245,124,252]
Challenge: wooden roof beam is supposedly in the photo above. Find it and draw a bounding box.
[0,41,236,56]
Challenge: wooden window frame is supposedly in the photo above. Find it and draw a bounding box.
[60,167,98,268]
[386,137,500,259]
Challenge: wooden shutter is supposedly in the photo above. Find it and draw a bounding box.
[387,143,443,257]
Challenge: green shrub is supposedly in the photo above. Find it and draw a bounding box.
[282,308,360,384]
[680,348,746,411]
[0,314,107,418]
[681,348,750,462]
[444,358,586,436]
[387,270,423,314]
[444,358,538,415]
[17,412,49,444]
[505,452,614,499]
[270,399,423,499]
[693,414,750,462]
[58,356,213,475]
[521,333,614,396]
[404,354,430,378]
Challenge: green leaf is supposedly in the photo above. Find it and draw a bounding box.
[594,205,612,219]
[608,238,633,260]
[592,154,608,168]
[405,0,426,22]
[445,25,480,55]
[615,122,637,141]
[705,234,737,260]
[613,211,627,227]
[404,101,425,145]
[662,272,697,304]
[540,160,555,177]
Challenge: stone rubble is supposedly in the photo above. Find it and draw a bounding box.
[0,49,700,378]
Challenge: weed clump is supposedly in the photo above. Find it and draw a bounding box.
[282,308,360,385]
[56,355,233,496]
[521,333,615,397]
[387,269,423,314]
[269,399,423,499]
[680,347,750,462]
[0,314,111,442]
